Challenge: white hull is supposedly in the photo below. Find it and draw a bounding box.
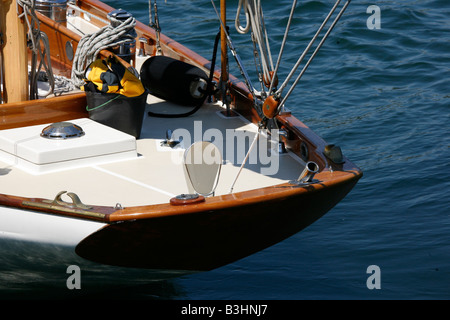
[0,206,195,292]
[0,206,105,245]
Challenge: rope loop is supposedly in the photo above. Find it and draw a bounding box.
[235,0,250,34]
[71,13,137,88]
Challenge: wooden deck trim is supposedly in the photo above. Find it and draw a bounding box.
[109,168,362,222]
[0,93,88,129]
[0,193,114,222]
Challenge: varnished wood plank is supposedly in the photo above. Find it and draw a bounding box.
[0,0,28,102]
[0,93,88,129]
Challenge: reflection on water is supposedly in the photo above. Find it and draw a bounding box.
[0,239,189,299]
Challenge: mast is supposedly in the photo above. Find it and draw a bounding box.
[0,0,28,102]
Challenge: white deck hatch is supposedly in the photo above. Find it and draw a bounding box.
[0,118,137,174]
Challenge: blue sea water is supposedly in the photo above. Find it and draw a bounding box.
[98,0,449,300]
[2,0,449,301]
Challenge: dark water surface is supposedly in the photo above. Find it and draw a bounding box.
[2,0,449,300]
[105,0,450,300]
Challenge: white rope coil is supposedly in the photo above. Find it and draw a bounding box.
[71,14,137,88]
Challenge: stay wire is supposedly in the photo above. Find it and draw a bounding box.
[210,0,256,97]
[278,0,351,107]
[17,0,55,99]
[268,0,297,95]
[276,0,343,96]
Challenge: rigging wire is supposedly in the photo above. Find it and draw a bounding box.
[235,0,273,90]
[148,0,163,55]
[276,0,343,96]
[17,0,55,99]
[268,0,297,95]
[278,0,351,107]
[210,0,256,98]
[233,0,351,115]
[225,0,351,192]
[229,127,260,194]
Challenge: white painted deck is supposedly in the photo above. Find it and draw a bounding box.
[0,94,305,207]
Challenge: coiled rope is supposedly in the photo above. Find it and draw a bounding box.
[71,13,137,88]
